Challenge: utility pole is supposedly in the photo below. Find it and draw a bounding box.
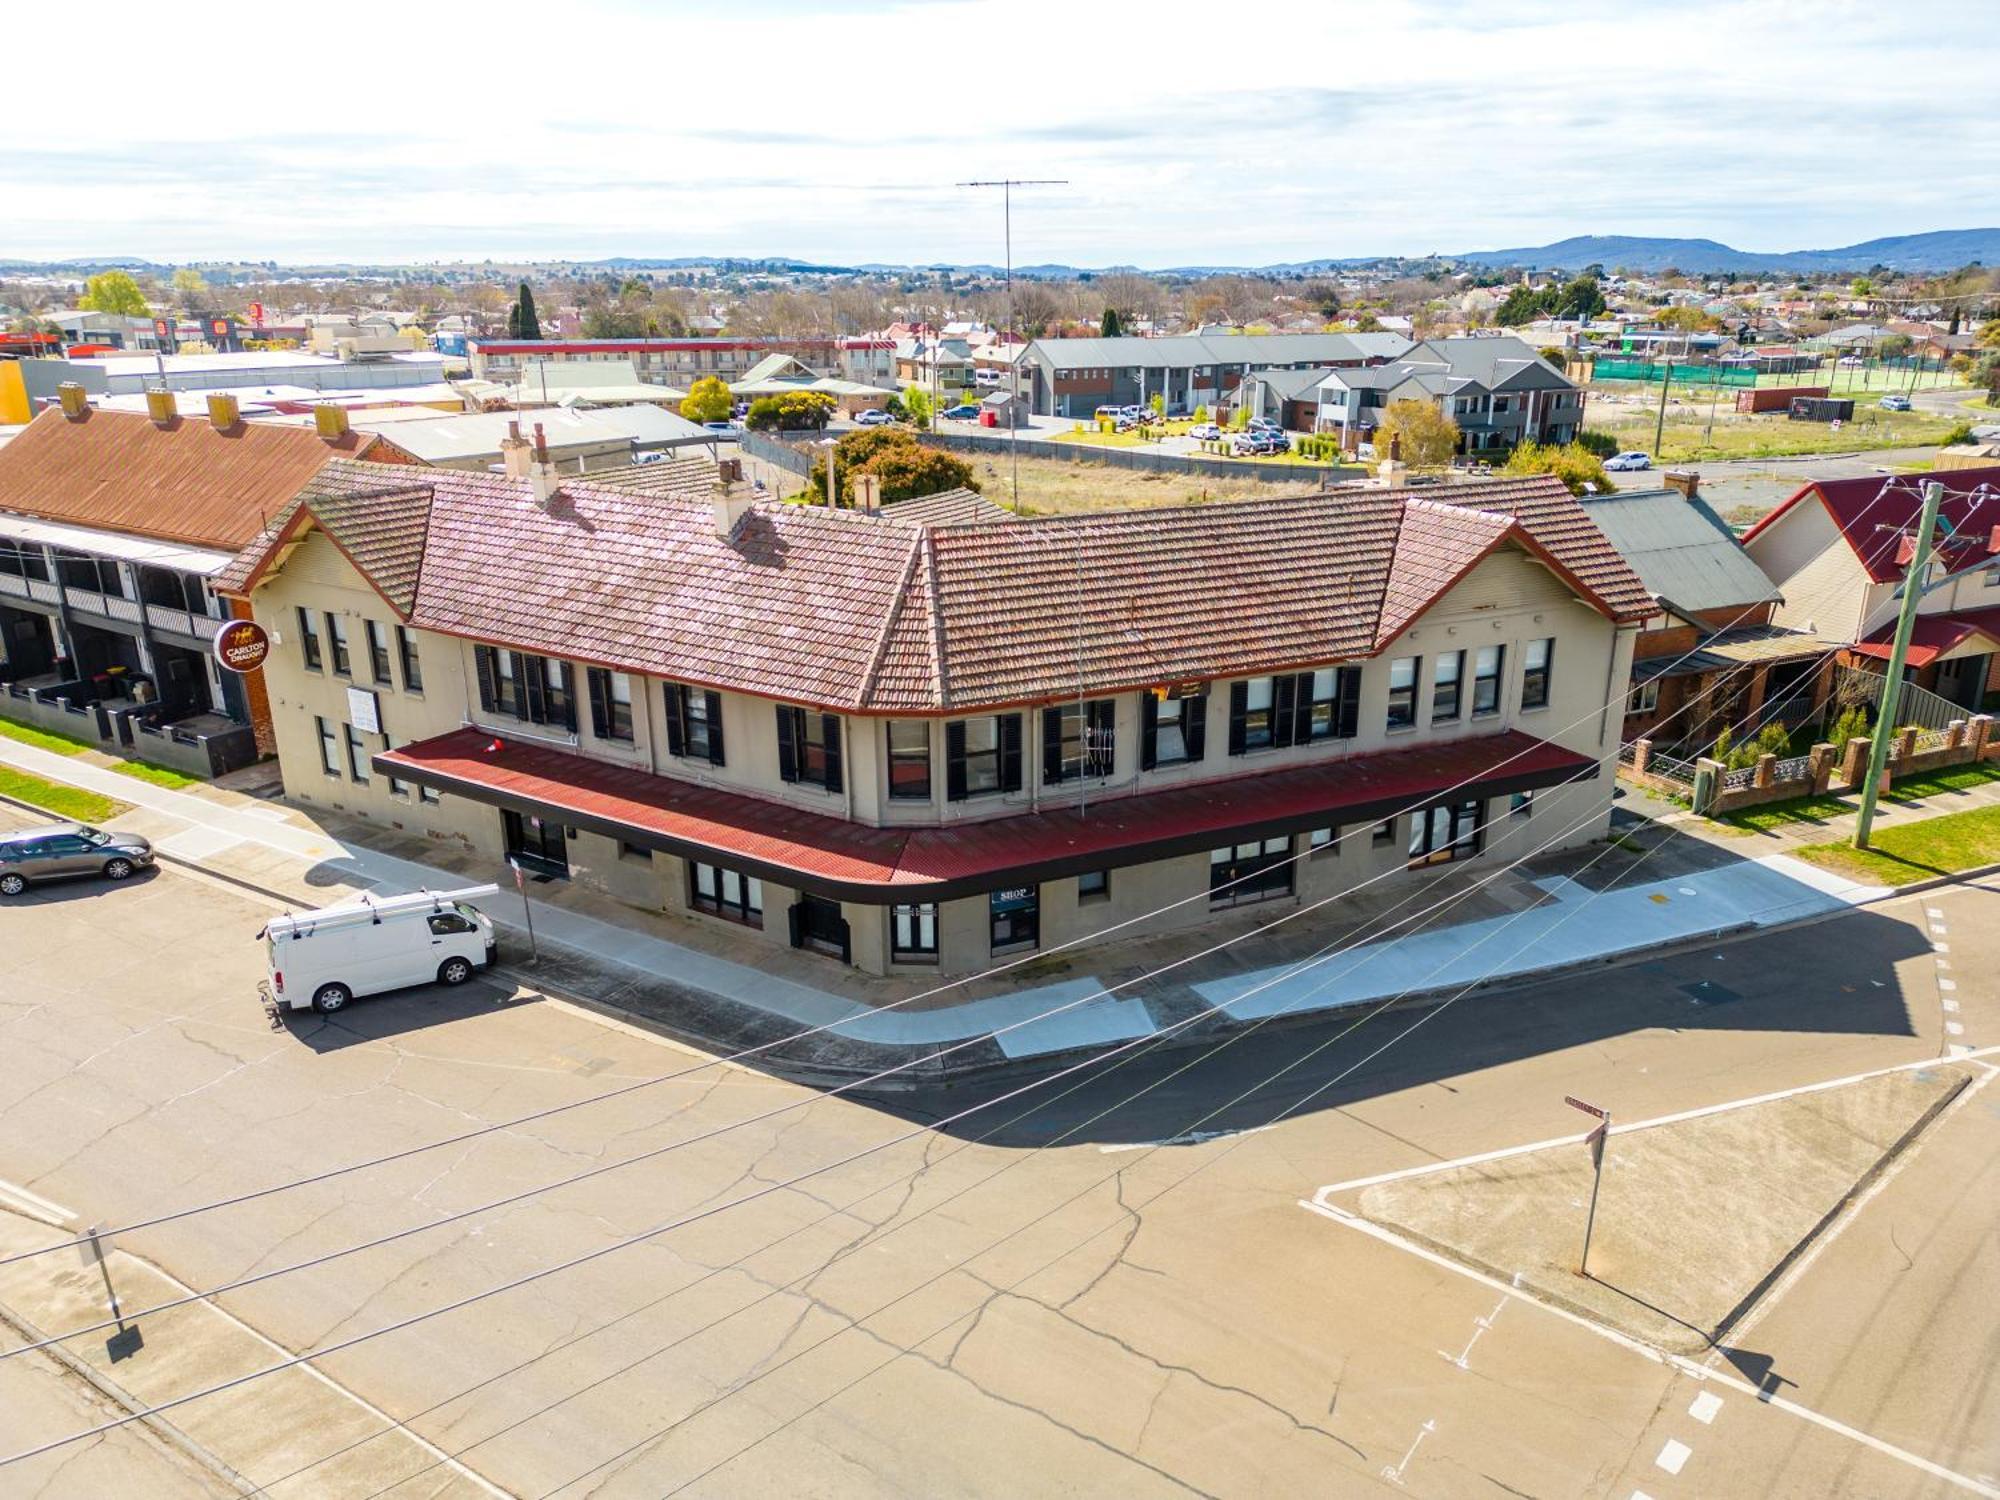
[1652,357,1674,458]
[1853,480,1945,849]
[958,178,1066,514]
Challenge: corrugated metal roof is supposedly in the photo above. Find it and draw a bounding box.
[1581,488,1782,613]
[381,724,1594,901]
[1026,331,1414,369]
[0,406,377,552]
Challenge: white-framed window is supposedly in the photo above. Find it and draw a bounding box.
[891,903,938,960]
[1629,679,1660,715]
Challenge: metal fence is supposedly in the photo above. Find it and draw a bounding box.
[1830,665,1964,733]
[1911,727,1955,755]
[1771,753,1812,783]
[738,429,814,476]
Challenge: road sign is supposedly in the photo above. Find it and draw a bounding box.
[1586,1119,1608,1168]
[1563,1095,1608,1120]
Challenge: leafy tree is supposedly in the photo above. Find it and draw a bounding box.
[1975,318,2000,350]
[744,390,837,432]
[1495,284,1545,326]
[1549,276,1605,320]
[1502,440,1614,496]
[900,385,933,430]
[805,428,976,506]
[1302,281,1342,320]
[514,282,541,340]
[1373,399,1459,469]
[1100,307,1123,337]
[1148,392,1165,417]
[79,270,149,317]
[1851,277,1875,297]
[580,302,645,338]
[1654,305,1724,333]
[1827,704,1871,748]
[680,375,731,424]
[170,268,208,310]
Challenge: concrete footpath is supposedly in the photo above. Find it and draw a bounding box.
[0,736,1900,1082]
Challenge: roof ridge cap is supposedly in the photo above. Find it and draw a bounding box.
[922,528,949,709]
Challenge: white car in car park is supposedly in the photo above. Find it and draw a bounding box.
[1605,451,1653,471]
[262,885,499,1015]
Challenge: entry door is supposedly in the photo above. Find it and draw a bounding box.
[789,895,850,962]
[1935,654,1987,710]
[502,809,569,878]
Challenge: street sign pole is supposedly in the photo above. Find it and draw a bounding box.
[1854,479,1945,849]
[509,857,539,964]
[1564,1095,1611,1277]
[1579,1118,1609,1277]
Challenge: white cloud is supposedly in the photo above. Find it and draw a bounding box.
[3,0,1991,264]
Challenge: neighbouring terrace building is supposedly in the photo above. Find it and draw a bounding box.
[467,337,898,390]
[0,390,387,775]
[1580,476,1828,754]
[1017,332,1414,419]
[1307,336,1587,453]
[1742,467,2000,715]
[218,462,1647,976]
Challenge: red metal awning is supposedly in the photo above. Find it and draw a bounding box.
[377,726,1599,903]
[1853,605,2000,668]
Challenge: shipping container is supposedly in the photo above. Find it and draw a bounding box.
[1735,384,1829,414]
[1788,397,1856,423]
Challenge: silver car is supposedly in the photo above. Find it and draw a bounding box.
[0,822,154,896]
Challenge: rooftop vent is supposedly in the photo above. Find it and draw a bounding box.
[56,383,88,420]
[313,404,350,442]
[206,391,242,431]
[144,387,176,427]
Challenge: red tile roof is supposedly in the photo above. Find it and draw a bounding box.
[0,406,379,553]
[380,725,1596,901]
[1742,468,2000,584]
[228,463,1647,713]
[1853,604,2000,668]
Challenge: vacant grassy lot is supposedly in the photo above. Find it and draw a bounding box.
[1795,803,2000,885]
[0,766,130,824]
[966,453,1330,516]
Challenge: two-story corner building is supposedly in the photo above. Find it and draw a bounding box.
[1311,336,1587,453]
[216,461,1647,977]
[1581,476,1828,755]
[1017,332,1414,419]
[0,390,387,776]
[466,337,897,391]
[1741,467,2000,714]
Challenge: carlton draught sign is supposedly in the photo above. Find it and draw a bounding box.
[211,618,272,674]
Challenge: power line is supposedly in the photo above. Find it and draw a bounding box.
[534,660,1854,1499]
[0,631,1847,1475]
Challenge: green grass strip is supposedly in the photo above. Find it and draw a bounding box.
[0,766,130,824]
[0,714,95,756]
[1794,803,2000,886]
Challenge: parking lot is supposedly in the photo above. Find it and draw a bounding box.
[0,800,1996,1497]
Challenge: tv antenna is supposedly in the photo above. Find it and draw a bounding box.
[958,179,1067,514]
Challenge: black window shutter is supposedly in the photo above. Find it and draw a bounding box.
[1042,706,1065,784]
[786,901,804,947]
[523,656,548,724]
[822,715,843,794]
[999,713,1023,792]
[1186,692,1208,761]
[1273,673,1298,748]
[705,691,725,765]
[587,669,609,740]
[555,662,577,732]
[1291,672,1316,743]
[1336,668,1361,739]
[663,683,686,757]
[1227,680,1248,755]
[474,646,497,713]
[1139,694,1158,771]
[776,706,799,782]
[945,720,968,801]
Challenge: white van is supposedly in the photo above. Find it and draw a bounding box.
[261,886,499,1015]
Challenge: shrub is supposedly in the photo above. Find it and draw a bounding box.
[1573,429,1618,458]
[1943,421,1975,446]
[1828,704,1871,747]
[1192,404,1208,423]
[1502,439,1614,496]
[805,428,976,506]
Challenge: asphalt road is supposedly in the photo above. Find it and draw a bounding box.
[0,820,1993,1498]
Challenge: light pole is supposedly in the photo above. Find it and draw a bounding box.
[959,178,1066,513]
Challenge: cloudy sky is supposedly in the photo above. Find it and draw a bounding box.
[6,0,1991,267]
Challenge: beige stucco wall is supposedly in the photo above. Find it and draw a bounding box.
[244,527,1629,978]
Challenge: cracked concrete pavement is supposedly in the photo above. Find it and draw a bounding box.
[0,805,1996,1497]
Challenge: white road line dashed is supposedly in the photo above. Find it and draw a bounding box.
[1656,1438,1693,1474]
[1689,1390,1724,1424]
[1947,1022,1966,1036]
[1938,978,1958,991]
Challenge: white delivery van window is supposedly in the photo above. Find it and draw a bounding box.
[427,912,476,935]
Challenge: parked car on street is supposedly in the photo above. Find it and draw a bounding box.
[1232,431,1287,456]
[1878,393,1912,412]
[941,403,982,420]
[1605,451,1653,471]
[0,822,154,896]
[854,409,892,426]
[261,886,498,1015]
[1188,423,1222,441]
[701,420,737,435]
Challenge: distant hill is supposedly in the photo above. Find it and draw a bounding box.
[1454,230,2000,274]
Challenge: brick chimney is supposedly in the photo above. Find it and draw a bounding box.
[711,462,757,539]
[1663,469,1700,499]
[313,404,350,442]
[205,391,242,431]
[528,422,560,505]
[56,383,88,420]
[144,387,176,427]
[500,419,533,478]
